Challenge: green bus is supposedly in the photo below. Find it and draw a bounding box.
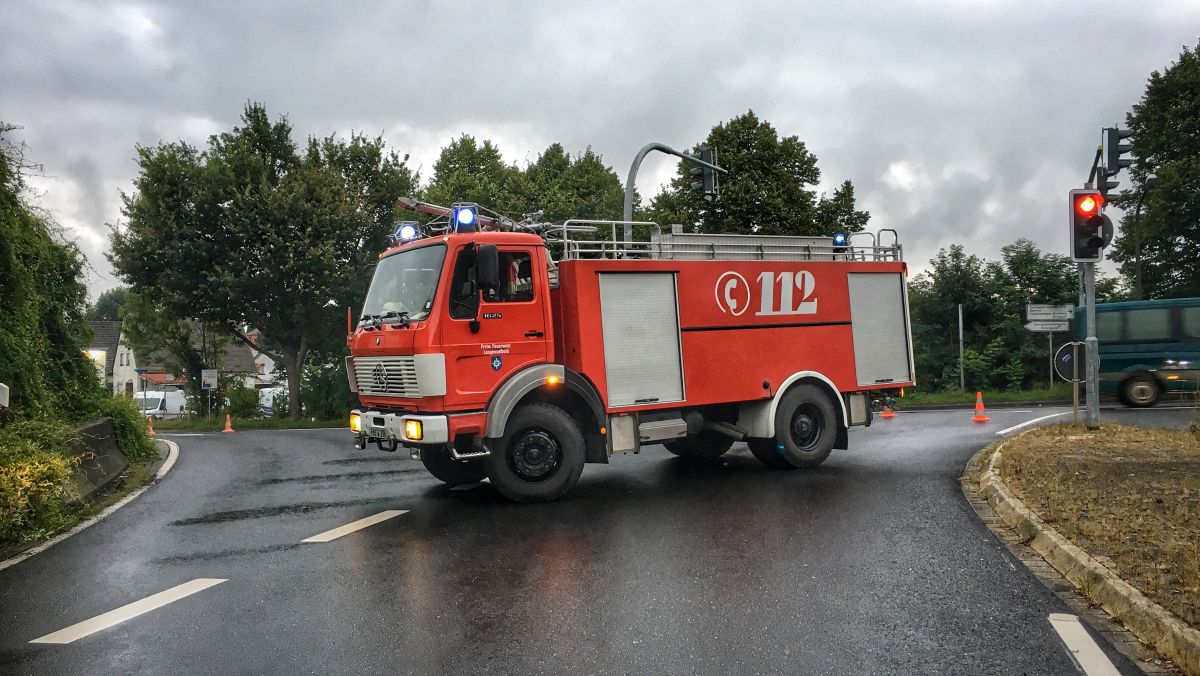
[1077,297,1200,407]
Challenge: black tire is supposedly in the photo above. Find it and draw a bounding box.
[420,446,487,486]
[1121,374,1160,408]
[663,431,734,460]
[487,403,585,502]
[772,384,838,468]
[747,438,794,469]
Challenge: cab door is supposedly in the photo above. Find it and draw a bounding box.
[441,245,550,408]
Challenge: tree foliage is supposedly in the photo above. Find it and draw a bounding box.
[87,287,127,321]
[1110,41,1200,299]
[644,111,869,236]
[0,124,101,417]
[909,239,1125,392]
[110,103,419,416]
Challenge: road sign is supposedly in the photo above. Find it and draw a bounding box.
[1054,342,1084,383]
[1025,320,1070,332]
[1027,304,1073,321]
[201,369,219,390]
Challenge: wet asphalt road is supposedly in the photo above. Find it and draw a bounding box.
[0,405,1193,675]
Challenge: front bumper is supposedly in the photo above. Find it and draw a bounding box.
[352,409,449,448]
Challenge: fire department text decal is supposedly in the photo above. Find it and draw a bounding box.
[715,271,818,317]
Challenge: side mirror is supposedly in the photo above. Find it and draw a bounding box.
[477,244,500,292]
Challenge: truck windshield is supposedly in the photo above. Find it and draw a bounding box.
[140,397,163,411]
[361,244,446,323]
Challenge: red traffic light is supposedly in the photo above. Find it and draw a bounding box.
[1074,193,1102,216]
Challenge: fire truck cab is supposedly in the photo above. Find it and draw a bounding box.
[349,201,915,502]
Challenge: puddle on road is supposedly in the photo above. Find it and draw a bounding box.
[152,543,301,565]
[171,496,397,525]
[322,456,409,466]
[257,468,421,485]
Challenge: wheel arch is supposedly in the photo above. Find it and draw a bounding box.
[485,364,607,463]
[738,371,849,441]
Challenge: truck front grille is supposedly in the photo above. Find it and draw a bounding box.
[354,356,422,398]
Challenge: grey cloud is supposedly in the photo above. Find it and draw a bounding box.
[2,0,1196,295]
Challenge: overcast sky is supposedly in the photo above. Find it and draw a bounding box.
[2,1,1197,297]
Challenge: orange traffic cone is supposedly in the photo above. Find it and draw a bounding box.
[880,406,897,419]
[222,414,235,433]
[146,416,156,437]
[971,391,991,423]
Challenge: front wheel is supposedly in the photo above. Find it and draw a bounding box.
[487,403,585,502]
[421,446,487,486]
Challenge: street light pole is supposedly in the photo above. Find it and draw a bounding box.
[623,142,726,243]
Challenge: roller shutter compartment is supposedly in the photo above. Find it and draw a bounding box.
[598,273,685,407]
[847,273,913,386]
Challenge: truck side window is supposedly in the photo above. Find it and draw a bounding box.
[448,248,479,320]
[483,252,534,303]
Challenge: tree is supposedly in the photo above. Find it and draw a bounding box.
[1109,41,1200,299]
[0,123,101,416]
[110,103,418,417]
[645,111,868,237]
[423,135,526,217]
[87,287,127,321]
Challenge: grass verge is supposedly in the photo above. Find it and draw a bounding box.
[152,416,345,431]
[998,422,1200,628]
[901,383,1075,406]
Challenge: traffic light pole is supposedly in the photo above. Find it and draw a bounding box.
[1084,262,1100,430]
[622,143,725,243]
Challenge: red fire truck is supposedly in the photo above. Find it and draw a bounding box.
[348,199,915,502]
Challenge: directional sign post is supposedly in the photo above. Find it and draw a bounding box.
[1024,320,1070,333]
[1027,304,1074,321]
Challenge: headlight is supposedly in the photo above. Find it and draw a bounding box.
[404,419,423,441]
[349,412,363,433]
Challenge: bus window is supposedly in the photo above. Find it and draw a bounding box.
[1096,311,1122,342]
[1125,308,1170,341]
[1182,307,1200,338]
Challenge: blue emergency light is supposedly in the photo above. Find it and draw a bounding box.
[833,233,847,247]
[452,205,477,232]
[395,222,419,241]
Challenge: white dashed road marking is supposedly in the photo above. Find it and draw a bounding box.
[1047,613,1121,676]
[30,578,226,644]
[300,510,408,543]
[995,412,1070,436]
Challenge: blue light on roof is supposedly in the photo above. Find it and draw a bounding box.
[456,207,475,227]
[396,223,418,241]
[833,233,847,246]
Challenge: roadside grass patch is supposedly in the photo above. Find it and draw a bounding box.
[902,383,1074,406]
[999,423,1200,628]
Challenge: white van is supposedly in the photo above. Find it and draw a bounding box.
[133,390,186,420]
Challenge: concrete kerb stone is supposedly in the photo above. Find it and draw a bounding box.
[978,432,1200,675]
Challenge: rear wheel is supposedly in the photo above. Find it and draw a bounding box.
[663,431,734,460]
[421,446,487,486]
[1121,374,1160,408]
[772,384,838,468]
[487,403,585,502]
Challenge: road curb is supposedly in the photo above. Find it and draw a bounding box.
[0,439,180,574]
[978,434,1200,675]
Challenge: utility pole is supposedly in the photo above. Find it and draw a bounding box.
[957,303,965,391]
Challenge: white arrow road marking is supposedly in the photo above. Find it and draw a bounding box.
[995,412,1070,436]
[1047,613,1121,676]
[30,578,226,644]
[300,510,408,543]
[448,478,491,492]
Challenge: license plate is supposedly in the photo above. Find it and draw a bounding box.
[369,426,388,439]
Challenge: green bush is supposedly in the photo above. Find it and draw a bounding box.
[227,384,259,419]
[0,420,79,543]
[301,360,357,419]
[87,395,158,463]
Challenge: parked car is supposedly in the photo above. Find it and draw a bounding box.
[133,390,186,420]
[258,386,288,416]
